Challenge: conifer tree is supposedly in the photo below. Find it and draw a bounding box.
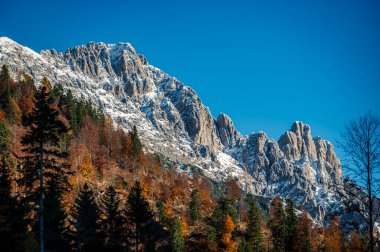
[0,65,11,109]
[125,181,155,251]
[0,157,31,251]
[268,196,286,252]
[237,237,253,252]
[44,177,70,252]
[99,185,125,251]
[19,77,70,252]
[284,198,297,252]
[246,200,264,252]
[69,183,102,252]
[170,217,185,252]
[0,120,10,156]
[189,188,201,224]
[131,125,142,158]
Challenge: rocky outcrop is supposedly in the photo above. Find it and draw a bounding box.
[216,113,242,147]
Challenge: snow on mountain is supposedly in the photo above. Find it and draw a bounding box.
[0,36,347,223]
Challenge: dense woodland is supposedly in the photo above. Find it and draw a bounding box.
[0,64,368,251]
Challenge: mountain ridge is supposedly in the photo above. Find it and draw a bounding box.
[0,36,346,223]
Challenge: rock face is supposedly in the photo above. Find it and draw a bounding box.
[216,113,242,147]
[0,36,347,223]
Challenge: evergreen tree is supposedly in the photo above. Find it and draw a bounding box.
[125,181,155,252]
[284,198,297,252]
[99,185,125,252]
[238,237,253,252]
[268,196,286,252]
[169,217,185,252]
[19,77,70,251]
[156,199,168,227]
[0,157,31,251]
[246,200,264,252]
[69,183,102,252]
[0,65,11,109]
[189,188,201,224]
[131,125,142,158]
[44,177,70,252]
[207,196,237,249]
[0,120,11,156]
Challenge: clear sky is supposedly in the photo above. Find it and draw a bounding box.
[1,0,380,155]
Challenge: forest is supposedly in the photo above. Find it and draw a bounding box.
[0,64,367,251]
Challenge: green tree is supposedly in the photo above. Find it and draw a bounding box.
[19,77,70,252]
[284,199,297,252]
[238,237,253,252]
[246,200,264,252]
[0,65,11,109]
[189,188,201,224]
[268,196,286,252]
[69,183,102,252]
[169,217,185,252]
[207,196,237,249]
[131,125,142,158]
[99,185,125,252]
[156,199,168,227]
[44,177,70,252]
[0,157,32,251]
[0,120,11,156]
[125,181,154,252]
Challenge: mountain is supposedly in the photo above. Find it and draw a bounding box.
[0,36,345,223]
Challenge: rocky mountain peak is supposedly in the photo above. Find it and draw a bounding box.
[279,121,318,161]
[216,113,242,147]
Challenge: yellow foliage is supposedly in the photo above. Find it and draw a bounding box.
[9,97,22,125]
[221,215,236,252]
[181,216,188,237]
[80,155,94,179]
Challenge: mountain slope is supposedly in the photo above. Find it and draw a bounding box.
[0,37,345,223]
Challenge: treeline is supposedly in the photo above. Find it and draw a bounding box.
[0,65,368,252]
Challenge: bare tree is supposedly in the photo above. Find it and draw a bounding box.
[338,111,380,252]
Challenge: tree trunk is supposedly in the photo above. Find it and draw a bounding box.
[40,142,44,252]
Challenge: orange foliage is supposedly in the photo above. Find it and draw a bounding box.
[221,214,237,252]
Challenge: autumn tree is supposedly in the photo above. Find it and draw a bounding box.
[293,214,312,252]
[338,111,380,252]
[19,77,70,252]
[284,199,297,252]
[99,185,125,251]
[69,183,102,251]
[324,216,345,252]
[220,214,236,252]
[268,196,286,252]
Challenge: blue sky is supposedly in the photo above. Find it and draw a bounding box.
[1,0,380,158]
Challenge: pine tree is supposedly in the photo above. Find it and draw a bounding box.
[0,120,10,156]
[99,185,125,251]
[237,237,253,252]
[0,65,11,109]
[268,196,286,252]
[69,183,102,252]
[131,125,142,158]
[170,217,185,252]
[246,200,264,252]
[125,181,155,251]
[189,188,201,224]
[44,177,70,252]
[19,77,70,252]
[284,198,297,252]
[0,157,31,251]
